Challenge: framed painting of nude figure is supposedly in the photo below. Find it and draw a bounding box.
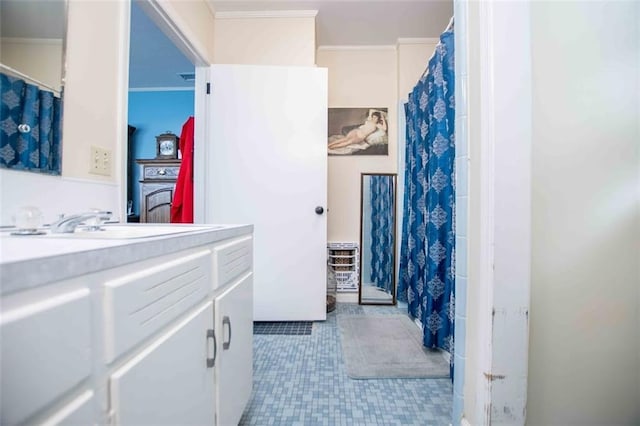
[328,107,389,156]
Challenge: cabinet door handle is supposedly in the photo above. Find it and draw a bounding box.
[223,316,232,350]
[206,329,217,368]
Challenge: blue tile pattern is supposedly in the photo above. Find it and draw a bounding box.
[254,321,313,335]
[240,303,453,425]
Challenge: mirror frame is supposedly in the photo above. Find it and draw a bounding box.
[358,172,398,305]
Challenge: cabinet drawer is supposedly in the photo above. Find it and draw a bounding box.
[212,236,253,290]
[103,249,211,363]
[1,288,92,425]
[143,165,180,180]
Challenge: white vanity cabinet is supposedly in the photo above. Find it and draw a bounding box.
[109,301,215,425]
[103,247,217,426]
[0,226,254,426]
[105,237,254,426]
[214,272,253,426]
[0,283,93,425]
[211,235,254,426]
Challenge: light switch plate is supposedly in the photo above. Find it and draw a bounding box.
[89,145,112,176]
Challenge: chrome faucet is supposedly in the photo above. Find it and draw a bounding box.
[50,210,112,234]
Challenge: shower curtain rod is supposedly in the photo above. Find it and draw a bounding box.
[0,63,61,95]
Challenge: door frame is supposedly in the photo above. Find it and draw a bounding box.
[457,1,533,425]
[120,0,211,224]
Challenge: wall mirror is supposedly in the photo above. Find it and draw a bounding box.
[0,0,67,174]
[359,173,397,305]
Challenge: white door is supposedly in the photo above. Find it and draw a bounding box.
[109,301,215,425]
[215,272,253,426]
[206,64,327,321]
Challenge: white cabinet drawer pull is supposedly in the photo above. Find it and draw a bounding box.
[223,316,232,350]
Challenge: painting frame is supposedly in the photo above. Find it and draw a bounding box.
[328,107,389,156]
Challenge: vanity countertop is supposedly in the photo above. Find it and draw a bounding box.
[0,224,253,297]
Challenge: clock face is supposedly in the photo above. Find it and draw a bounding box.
[156,133,178,159]
[159,140,174,155]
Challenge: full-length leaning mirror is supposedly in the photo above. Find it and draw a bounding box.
[359,173,397,305]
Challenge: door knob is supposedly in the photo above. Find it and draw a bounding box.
[315,206,324,215]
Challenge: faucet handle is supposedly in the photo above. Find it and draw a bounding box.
[85,210,112,231]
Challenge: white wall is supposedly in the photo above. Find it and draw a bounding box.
[214,14,315,66]
[0,38,63,91]
[397,40,438,101]
[156,0,216,64]
[0,171,121,226]
[316,47,398,244]
[528,1,640,424]
[62,0,129,182]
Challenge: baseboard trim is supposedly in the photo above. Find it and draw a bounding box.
[336,293,358,304]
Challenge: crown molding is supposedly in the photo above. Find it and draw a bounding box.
[1,37,63,45]
[397,37,440,45]
[215,10,318,19]
[129,87,194,92]
[317,45,397,51]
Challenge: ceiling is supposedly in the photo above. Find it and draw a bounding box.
[1,0,452,89]
[0,0,65,39]
[129,2,195,89]
[212,1,453,46]
[133,0,453,89]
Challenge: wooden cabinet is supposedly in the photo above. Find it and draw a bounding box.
[136,159,181,223]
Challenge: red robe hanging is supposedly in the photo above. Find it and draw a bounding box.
[170,116,194,223]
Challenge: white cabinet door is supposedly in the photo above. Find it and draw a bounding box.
[0,287,92,425]
[206,64,328,321]
[109,301,215,426]
[215,272,253,426]
[39,390,95,426]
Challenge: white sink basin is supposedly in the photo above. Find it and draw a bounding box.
[43,224,223,239]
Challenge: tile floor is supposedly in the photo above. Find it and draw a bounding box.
[239,303,453,426]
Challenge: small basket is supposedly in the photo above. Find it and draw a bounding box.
[327,242,359,294]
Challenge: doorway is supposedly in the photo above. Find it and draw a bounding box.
[125,0,203,224]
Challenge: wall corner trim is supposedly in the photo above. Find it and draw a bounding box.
[214,10,318,19]
[204,0,216,18]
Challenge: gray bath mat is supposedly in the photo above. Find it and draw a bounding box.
[338,315,449,379]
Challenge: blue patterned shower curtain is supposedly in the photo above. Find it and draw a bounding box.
[369,175,395,294]
[398,23,455,362]
[1,72,62,174]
